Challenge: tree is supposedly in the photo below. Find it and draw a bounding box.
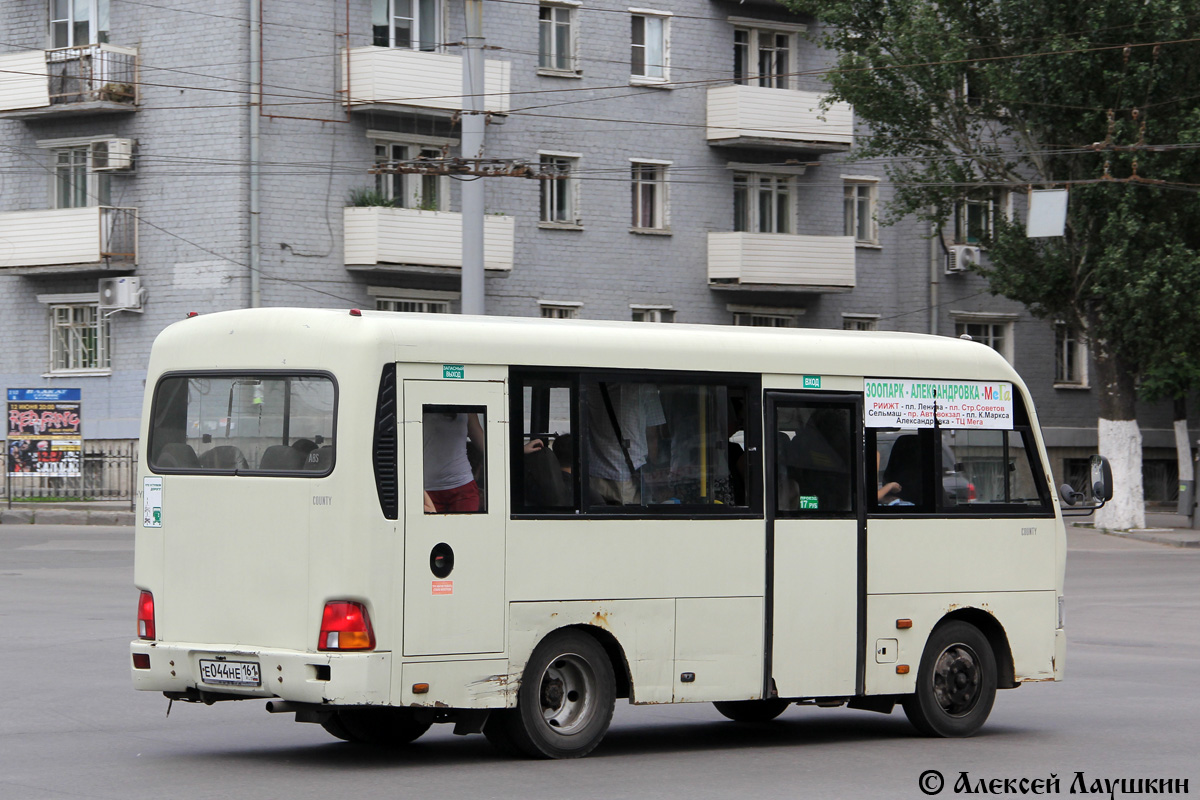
[794,0,1200,528]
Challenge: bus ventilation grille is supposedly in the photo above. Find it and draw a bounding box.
[372,363,399,519]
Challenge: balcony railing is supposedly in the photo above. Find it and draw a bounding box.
[342,47,511,114]
[344,206,514,271]
[707,85,852,150]
[0,44,138,117]
[0,207,137,269]
[708,232,856,291]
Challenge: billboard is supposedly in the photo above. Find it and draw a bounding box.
[6,388,83,477]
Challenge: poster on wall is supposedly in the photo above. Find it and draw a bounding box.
[864,379,1014,430]
[6,388,83,477]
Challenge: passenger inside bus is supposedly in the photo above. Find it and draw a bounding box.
[422,410,486,514]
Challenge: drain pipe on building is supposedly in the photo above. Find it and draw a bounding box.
[460,0,486,315]
[248,0,262,308]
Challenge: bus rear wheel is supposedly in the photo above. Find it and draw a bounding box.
[713,698,790,723]
[902,621,997,737]
[489,629,616,759]
[320,707,432,746]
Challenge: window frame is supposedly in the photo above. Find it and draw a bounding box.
[733,171,793,234]
[509,366,763,519]
[1053,322,1089,388]
[539,151,581,226]
[372,140,448,211]
[540,302,582,319]
[538,1,579,75]
[842,314,879,332]
[46,144,111,209]
[843,178,878,245]
[145,370,340,478]
[38,293,111,375]
[954,316,1016,364]
[954,189,1008,244]
[50,0,109,48]
[631,305,675,322]
[630,159,669,232]
[373,0,441,51]
[630,9,670,84]
[733,26,794,89]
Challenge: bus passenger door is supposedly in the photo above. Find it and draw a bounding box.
[402,379,507,656]
[766,392,864,699]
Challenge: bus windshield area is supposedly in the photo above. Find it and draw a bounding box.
[147,373,336,475]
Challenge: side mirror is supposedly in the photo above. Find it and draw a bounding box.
[1090,454,1114,502]
[1059,455,1114,514]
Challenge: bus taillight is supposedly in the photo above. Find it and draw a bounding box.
[319,601,375,651]
[137,591,156,640]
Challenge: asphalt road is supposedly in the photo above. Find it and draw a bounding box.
[1,525,1196,800]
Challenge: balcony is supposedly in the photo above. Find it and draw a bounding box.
[0,207,137,273]
[342,47,511,115]
[0,45,138,119]
[344,207,514,272]
[708,232,855,292]
[706,85,852,152]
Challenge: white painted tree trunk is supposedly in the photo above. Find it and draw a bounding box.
[1174,419,1193,483]
[1094,418,1145,530]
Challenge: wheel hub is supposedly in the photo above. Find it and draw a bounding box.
[538,654,595,733]
[932,644,981,717]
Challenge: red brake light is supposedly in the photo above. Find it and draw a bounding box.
[967,482,977,502]
[319,601,375,651]
[137,591,156,640]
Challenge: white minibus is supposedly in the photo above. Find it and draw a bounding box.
[131,308,1095,758]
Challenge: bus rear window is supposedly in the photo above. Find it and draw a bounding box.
[148,373,336,475]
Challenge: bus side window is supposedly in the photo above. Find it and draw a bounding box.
[512,374,578,513]
[870,428,935,513]
[422,405,487,514]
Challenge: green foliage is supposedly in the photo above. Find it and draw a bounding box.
[347,188,398,207]
[794,0,1200,395]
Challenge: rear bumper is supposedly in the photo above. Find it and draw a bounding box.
[130,641,392,706]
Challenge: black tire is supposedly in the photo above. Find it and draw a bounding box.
[713,698,790,723]
[492,629,616,759]
[320,707,432,746]
[902,621,997,737]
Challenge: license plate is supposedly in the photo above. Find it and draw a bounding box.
[199,658,261,687]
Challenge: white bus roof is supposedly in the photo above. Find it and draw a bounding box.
[149,307,1025,386]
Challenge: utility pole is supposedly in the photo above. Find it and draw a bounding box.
[460,0,486,315]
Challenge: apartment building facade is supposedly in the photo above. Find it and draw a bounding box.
[0,0,1187,499]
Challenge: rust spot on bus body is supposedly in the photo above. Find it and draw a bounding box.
[590,611,610,629]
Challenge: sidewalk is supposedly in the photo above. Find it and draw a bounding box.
[1074,511,1200,549]
[0,500,136,526]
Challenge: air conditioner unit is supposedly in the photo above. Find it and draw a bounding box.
[946,244,981,274]
[99,276,143,311]
[91,138,135,172]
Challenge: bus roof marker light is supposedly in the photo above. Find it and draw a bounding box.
[186,312,198,318]
[349,308,362,317]
[318,601,375,651]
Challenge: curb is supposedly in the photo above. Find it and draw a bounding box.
[1086,525,1200,549]
[0,508,135,526]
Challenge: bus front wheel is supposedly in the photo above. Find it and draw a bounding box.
[713,698,790,723]
[320,707,432,746]
[489,629,616,759]
[902,621,997,737]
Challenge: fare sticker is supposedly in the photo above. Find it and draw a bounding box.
[432,580,453,596]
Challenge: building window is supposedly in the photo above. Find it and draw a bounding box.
[373,141,446,210]
[47,301,111,372]
[53,146,110,209]
[631,12,669,81]
[631,306,674,322]
[843,180,877,244]
[733,311,798,327]
[373,0,439,51]
[842,315,878,331]
[540,153,579,225]
[733,27,790,88]
[954,190,1004,244]
[376,297,450,313]
[541,302,581,319]
[1054,323,1088,387]
[539,4,576,72]
[955,317,1014,363]
[631,161,667,230]
[733,172,791,233]
[50,0,109,48]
